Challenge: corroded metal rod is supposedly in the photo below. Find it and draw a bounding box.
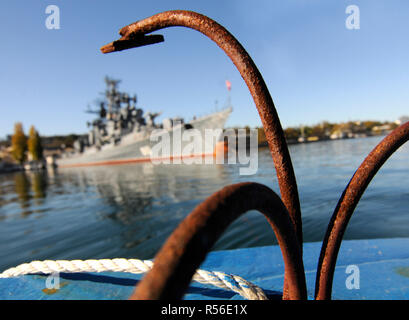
[315,121,409,300]
[104,34,164,52]
[101,10,303,251]
[129,182,307,300]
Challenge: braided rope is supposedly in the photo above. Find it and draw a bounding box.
[0,258,267,300]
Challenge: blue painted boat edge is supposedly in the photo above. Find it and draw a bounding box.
[1,238,409,300]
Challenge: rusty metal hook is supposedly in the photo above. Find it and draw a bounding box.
[315,121,409,300]
[100,10,409,301]
[129,182,307,300]
[101,10,302,249]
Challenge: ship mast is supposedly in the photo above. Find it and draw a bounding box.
[105,76,122,119]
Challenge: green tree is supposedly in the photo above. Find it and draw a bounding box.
[11,122,27,164]
[283,127,298,140]
[28,126,43,161]
[310,125,325,138]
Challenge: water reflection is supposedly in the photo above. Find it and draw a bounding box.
[58,162,231,225]
[31,171,48,201]
[43,162,236,259]
[12,171,48,215]
[14,172,30,209]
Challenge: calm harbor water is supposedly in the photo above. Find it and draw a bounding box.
[1,136,408,272]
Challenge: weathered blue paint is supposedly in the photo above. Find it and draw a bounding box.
[1,238,409,300]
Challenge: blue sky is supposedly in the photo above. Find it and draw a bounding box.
[1,1,408,138]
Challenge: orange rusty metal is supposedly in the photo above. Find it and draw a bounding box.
[101,10,302,250]
[101,10,409,301]
[102,11,302,300]
[315,121,409,300]
[129,182,307,300]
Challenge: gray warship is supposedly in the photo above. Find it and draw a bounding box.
[57,77,232,167]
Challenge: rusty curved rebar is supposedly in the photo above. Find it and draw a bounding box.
[100,10,409,301]
[129,182,307,300]
[101,10,302,250]
[315,121,409,300]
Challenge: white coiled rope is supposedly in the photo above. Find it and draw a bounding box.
[0,258,267,300]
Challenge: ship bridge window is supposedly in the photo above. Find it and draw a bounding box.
[184,124,194,130]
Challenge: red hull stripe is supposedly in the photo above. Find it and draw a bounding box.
[58,152,218,168]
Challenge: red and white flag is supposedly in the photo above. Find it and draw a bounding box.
[225,80,231,91]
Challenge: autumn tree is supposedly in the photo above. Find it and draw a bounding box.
[11,122,27,164]
[284,127,301,140]
[28,126,43,161]
[257,127,267,145]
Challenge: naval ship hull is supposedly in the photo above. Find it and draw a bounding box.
[57,108,231,168]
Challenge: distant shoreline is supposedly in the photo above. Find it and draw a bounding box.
[0,132,391,174]
[259,132,387,148]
